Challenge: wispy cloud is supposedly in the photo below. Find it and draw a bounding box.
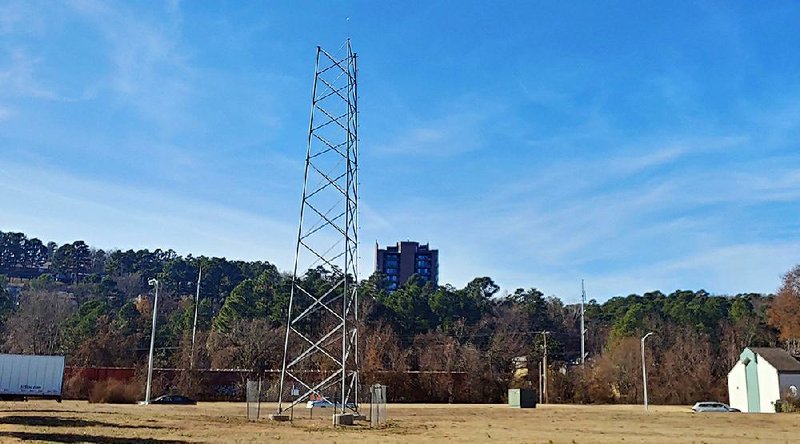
[0,161,297,265]
[587,241,800,297]
[2,1,799,302]
[0,3,23,35]
[0,106,13,121]
[371,95,505,158]
[373,111,488,157]
[610,145,687,173]
[0,1,44,36]
[371,127,798,297]
[0,48,65,101]
[68,0,193,129]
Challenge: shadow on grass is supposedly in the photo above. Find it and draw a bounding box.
[0,416,164,429]
[0,409,118,415]
[0,432,188,443]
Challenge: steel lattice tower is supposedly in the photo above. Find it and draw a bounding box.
[275,40,359,417]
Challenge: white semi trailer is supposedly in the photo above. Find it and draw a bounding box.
[0,354,65,401]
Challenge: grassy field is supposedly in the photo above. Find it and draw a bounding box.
[0,400,796,443]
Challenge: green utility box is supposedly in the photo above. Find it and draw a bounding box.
[508,388,536,408]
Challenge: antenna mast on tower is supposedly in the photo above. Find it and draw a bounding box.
[273,40,360,418]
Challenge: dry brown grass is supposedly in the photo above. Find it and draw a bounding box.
[0,400,796,443]
[88,380,141,404]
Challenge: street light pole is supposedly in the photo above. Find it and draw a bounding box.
[191,267,202,370]
[145,278,160,404]
[641,332,655,411]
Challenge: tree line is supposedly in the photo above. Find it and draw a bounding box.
[2,230,800,404]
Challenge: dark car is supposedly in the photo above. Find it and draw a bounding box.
[150,395,197,405]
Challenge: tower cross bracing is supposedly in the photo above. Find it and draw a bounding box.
[276,40,359,416]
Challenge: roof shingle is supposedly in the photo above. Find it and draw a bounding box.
[751,347,800,372]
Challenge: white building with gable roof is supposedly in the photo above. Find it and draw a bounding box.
[728,347,800,413]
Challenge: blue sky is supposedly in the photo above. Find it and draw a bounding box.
[2,1,800,301]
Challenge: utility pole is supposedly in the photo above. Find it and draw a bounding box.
[145,278,159,404]
[542,331,549,404]
[581,279,586,367]
[190,266,202,370]
[538,360,543,404]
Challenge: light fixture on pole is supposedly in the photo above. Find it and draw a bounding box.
[145,278,159,405]
[641,331,655,411]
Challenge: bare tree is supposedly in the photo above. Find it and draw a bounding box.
[3,290,74,355]
[115,272,145,301]
[362,321,407,373]
[587,337,641,403]
[70,315,140,367]
[652,327,718,404]
[207,319,282,371]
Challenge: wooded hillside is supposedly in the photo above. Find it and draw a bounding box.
[3,230,798,403]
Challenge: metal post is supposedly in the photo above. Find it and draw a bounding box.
[258,378,262,420]
[191,266,202,369]
[580,279,586,367]
[641,332,654,411]
[145,278,159,404]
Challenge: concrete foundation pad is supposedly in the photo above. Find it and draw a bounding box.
[269,414,291,422]
[332,413,354,426]
[353,414,367,421]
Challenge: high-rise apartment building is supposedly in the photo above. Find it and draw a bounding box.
[374,241,438,290]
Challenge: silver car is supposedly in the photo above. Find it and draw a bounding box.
[691,401,740,412]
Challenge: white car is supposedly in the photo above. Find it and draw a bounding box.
[306,400,357,409]
[691,402,740,413]
[306,400,335,409]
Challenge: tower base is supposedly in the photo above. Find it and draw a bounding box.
[332,413,354,426]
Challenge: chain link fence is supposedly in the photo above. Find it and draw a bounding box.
[369,384,387,427]
[246,379,262,421]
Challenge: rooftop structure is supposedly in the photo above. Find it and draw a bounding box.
[375,241,438,290]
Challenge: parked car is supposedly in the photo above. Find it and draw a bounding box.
[691,402,740,413]
[150,395,197,405]
[306,399,357,409]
